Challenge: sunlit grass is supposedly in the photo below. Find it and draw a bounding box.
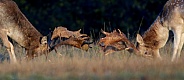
[0,42,183,80]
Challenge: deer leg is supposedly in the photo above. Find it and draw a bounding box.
[8,42,17,63]
[176,33,184,59]
[0,32,17,63]
[171,30,182,62]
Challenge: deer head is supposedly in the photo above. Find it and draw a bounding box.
[136,34,161,59]
[25,36,49,60]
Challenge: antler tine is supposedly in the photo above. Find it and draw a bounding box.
[101,29,110,35]
[118,29,122,34]
[78,29,81,32]
[113,29,117,33]
[54,27,57,30]
[57,26,62,29]
[80,34,88,37]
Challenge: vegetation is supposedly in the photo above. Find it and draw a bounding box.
[0,43,183,80]
[13,0,168,40]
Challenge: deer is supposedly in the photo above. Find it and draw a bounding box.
[0,0,49,63]
[99,29,139,55]
[136,0,184,61]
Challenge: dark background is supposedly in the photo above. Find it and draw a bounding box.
[13,0,168,41]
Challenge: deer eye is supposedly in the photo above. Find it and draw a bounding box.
[145,52,148,54]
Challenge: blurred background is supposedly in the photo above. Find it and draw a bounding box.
[14,0,168,41]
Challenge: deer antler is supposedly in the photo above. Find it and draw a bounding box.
[118,29,122,34]
[112,30,117,33]
[78,29,81,32]
[101,29,110,35]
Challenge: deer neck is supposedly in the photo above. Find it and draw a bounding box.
[3,0,43,49]
[142,16,169,49]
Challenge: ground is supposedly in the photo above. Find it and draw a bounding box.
[0,42,183,80]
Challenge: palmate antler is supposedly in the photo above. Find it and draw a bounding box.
[99,29,123,47]
[101,29,110,36]
[49,26,92,52]
[99,29,138,55]
[52,36,92,51]
[51,26,89,40]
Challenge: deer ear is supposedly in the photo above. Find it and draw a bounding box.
[39,37,42,44]
[39,36,48,44]
[136,34,144,45]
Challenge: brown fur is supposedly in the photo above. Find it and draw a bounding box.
[0,0,49,63]
[136,0,184,61]
[142,19,161,49]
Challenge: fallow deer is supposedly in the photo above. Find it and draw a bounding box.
[136,0,184,61]
[0,0,49,63]
[99,29,139,55]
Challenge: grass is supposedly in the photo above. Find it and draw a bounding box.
[0,43,183,80]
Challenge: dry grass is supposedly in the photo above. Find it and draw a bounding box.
[0,43,184,80]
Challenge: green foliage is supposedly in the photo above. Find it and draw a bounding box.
[13,0,167,39]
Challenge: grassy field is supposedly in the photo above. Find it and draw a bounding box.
[0,42,184,80]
